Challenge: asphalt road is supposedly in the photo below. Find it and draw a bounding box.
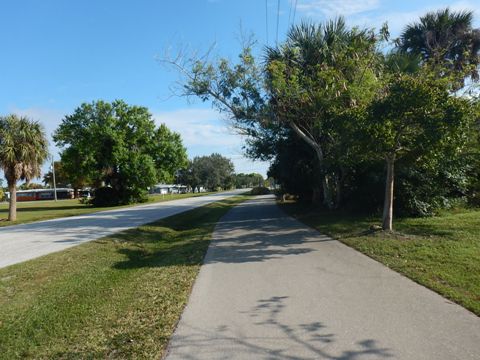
[165,195,480,360]
[0,189,247,269]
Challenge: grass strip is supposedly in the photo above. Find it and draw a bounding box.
[281,201,480,316]
[0,192,213,227]
[0,195,248,359]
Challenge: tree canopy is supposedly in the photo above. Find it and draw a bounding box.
[179,154,235,192]
[54,100,187,205]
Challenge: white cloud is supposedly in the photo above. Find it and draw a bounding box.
[10,107,65,153]
[153,108,243,147]
[352,1,480,36]
[153,108,270,176]
[296,0,380,18]
[294,0,480,36]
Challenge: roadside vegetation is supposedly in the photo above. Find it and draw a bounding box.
[168,8,480,232]
[0,195,248,359]
[0,192,212,227]
[281,201,480,316]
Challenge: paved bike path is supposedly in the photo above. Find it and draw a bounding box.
[0,190,247,269]
[165,195,480,360]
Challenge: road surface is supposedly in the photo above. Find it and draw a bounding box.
[0,189,247,269]
[165,195,480,360]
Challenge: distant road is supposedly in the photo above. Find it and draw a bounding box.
[0,189,248,269]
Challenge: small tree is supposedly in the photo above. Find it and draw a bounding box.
[365,72,472,230]
[0,115,48,221]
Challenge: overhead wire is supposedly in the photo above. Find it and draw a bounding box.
[288,0,293,25]
[276,0,280,45]
[292,0,298,25]
[265,0,269,45]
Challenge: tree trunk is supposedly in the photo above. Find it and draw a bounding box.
[8,181,17,222]
[382,156,395,231]
[73,188,79,199]
[288,121,334,209]
[334,173,342,209]
[322,175,333,208]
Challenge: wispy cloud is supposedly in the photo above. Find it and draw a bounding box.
[296,0,380,18]
[10,107,65,152]
[153,108,243,147]
[294,0,479,35]
[352,1,480,36]
[153,108,269,175]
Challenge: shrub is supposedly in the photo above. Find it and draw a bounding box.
[91,187,121,207]
[250,186,270,195]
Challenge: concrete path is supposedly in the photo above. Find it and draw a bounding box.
[165,195,480,360]
[0,189,247,269]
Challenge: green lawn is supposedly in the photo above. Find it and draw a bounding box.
[0,192,211,227]
[281,202,480,316]
[0,195,248,359]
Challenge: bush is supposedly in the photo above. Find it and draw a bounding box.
[91,187,121,207]
[250,186,270,195]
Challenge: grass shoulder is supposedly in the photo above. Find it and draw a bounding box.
[0,194,249,359]
[280,200,480,316]
[0,192,214,227]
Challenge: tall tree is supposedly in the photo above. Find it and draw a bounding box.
[399,8,480,87]
[54,100,187,205]
[165,19,384,208]
[0,115,48,221]
[265,19,384,207]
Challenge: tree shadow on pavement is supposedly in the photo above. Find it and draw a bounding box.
[167,295,393,360]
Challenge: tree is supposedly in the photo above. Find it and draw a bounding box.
[166,19,384,208]
[150,124,188,183]
[235,173,264,188]
[399,8,480,87]
[54,100,187,205]
[264,20,384,207]
[19,182,44,190]
[180,154,235,191]
[364,72,472,230]
[0,115,48,221]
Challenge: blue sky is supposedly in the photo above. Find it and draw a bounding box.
[1,0,479,179]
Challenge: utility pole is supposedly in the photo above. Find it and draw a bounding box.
[51,155,57,202]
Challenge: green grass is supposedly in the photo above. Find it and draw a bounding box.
[0,192,212,227]
[281,201,480,316]
[0,195,249,359]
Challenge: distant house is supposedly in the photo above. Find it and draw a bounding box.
[149,184,188,195]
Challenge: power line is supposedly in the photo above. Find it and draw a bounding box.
[276,0,280,45]
[265,0,269,45]
[292,0,298,25]
[288,0,293,28]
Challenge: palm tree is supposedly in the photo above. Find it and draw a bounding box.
[264,19,381,207]
[0,115,48,221]
[399,8,480,86]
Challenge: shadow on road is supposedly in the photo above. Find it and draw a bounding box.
[168,295,393,359]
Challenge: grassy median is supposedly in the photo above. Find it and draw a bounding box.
[0,192,212,227]
[0,195,248,359]
[281,201,480,316]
